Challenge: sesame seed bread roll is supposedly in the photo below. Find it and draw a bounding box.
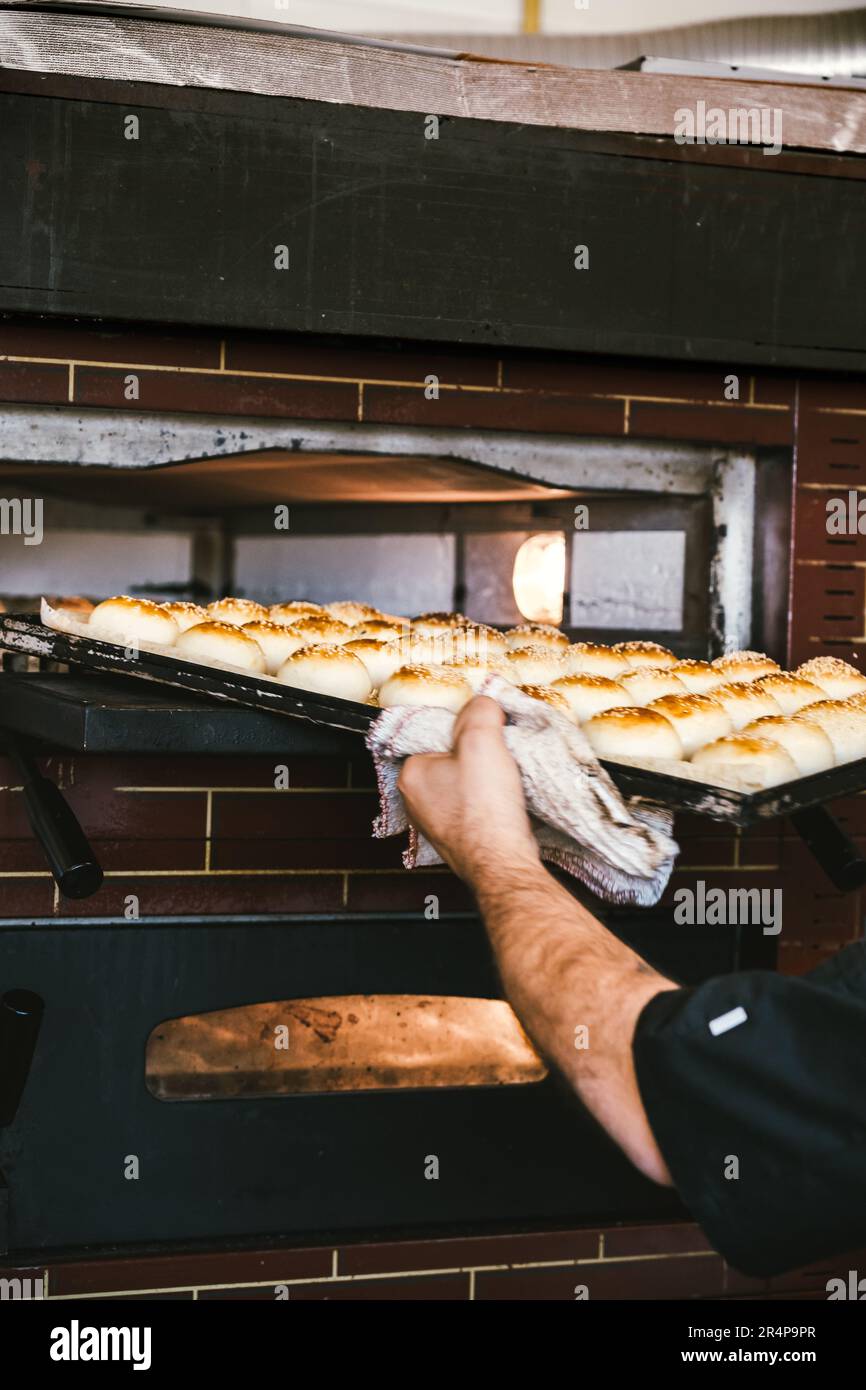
[550,673,630,722]
[160,601,208,633]
[378,664,473,713]
[742,716,835,777]
[795,657,866,700]
[690,736,799,789]
[619,668,687,705]
[612,640,677,669]
[411,612,470,637]
[667,659,724,694]
[288,615,354,647]
[502,645,565,685]
[519,685,572,717]
[443,657,517,691]
[582,707,685,761]
[343,638,405,689]
[505,624,569,651]
[798,700,866,764]
[560,642,630,678]
[176,620,267,673]
[711,650,780,683]
[711,681,782,730]
[241,620,309,675]
[453,624,508,659]
[89,596,180,647]
[647,693,733,756]
[754,673,825,715]
[269,600,326,624]
[206,597,269,627]
[355,618,410,642]
[54,595,94,619]
[277,644,373,702]
[325,600,382,625]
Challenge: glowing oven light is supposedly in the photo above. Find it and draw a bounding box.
[512,533,566,625]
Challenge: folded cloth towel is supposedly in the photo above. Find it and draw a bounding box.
[366,675,679,907]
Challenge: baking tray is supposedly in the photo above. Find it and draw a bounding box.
[2,613,866,827]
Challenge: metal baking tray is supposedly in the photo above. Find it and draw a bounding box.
[2,613,866,827]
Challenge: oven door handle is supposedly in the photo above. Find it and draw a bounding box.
[4,732,104,899]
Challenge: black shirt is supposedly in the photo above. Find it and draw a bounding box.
[633,940,866,1277]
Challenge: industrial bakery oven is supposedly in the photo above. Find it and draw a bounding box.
[0,405,784,1257]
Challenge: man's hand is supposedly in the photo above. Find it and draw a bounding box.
[398,696,540,883]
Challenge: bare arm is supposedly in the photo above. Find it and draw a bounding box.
[398,696,679,1185]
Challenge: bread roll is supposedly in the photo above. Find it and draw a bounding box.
[56,595,95,619]
[519,684,572,717]
[241,620,309,674]
[355,619,410,642]
[502,645,565,685]
[690,736,798,789]
[619,668,688,705]
[344,638,405,689]
[269,600,325,624]
[795,656,866,699]
[711,681,782,730]
[798,699,866,764]
[560,642,629,678]
[176,620,267,673]
[443,657,516,691]
[206,597,269,627]
[550,673,629,722]
[90,596,179,647]
[668,659,724,694]
[612,640,676,669]
[277,644,373,702]
[288,615,355,647]
[754,673,825,715]
[647,693,733,756]
[378,664,473,713]
[325,600,382,625]
[712,650,780,683]
[411,612,470,637]
[505,624,569,651]
[453,624,508,659]
[583,706,684,760]
[742,716,835,776]
[160,601,208,632]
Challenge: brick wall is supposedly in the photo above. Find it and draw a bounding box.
[1,314,863,1295]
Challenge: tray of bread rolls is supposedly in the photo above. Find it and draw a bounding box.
[3,595,866,826]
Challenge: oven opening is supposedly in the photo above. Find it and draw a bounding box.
[144,994,548,1100]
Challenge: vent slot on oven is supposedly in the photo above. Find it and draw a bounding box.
[145,994,547,1100]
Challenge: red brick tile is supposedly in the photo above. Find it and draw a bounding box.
[49,1244,330,1296]
[501,354,727,400]
[675,836,738,868]
[793,488,866,563]
[738,823,783,868]
[799,379,866,414]
[74,367,357,421]
[363,385,625,435]
[0,360,69,404]
[776,942,843,976]
[339,1227,599,1276]
[88,839,204,872]
[258,1273,470,1300]
[630,401,791,446]
[66,754,342,790]
[0,839,59,871]
[226,334,497,386]
[797,410,866,486]
[210,836,403,872]
[603,1222,713,1258]
[345,871,474,913]
[0,876,55,917]
[211,791,377,840]
[0,316,220,369]
[61,788,207,841]
[790,564,865,642]
[0,788,36,840]
[752,376,796,408]
[786,794,866,838]
[475,1253,724,1300]
[774,850,860,944]
[787,634,866,670]
[55,873,344,917]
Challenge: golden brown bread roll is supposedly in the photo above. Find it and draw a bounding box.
[411,612,470,637]
[277,644,373,702]
[206,597,269,627]
[712,650,780,683]
[550,673,629,722]
[241,621,309,675]
[343,638,405,689]
[325,600,383,625]
[176,620,267,673]
[753,673,825,715]
[795,656,866,700]
[560,642,629,678]
[269,600,325,624]
[56,595,95,620]
[690,735,799,788]
[378,664,473,713]
[619,668,687,705]
[741,716,835,776]
[519,684,572,716]
[160,601,208,632]
[647,693,733,756]
[442,657,517,691]
[502,645,565,685]
[582,706,685,760]
[798,699,866,764]
[89,596,179,647]
[667,659,724,694]
[288,615,355,647]
[611,640,676,669]
[355,619,410,642]
[711,681,782,730]
[505,624,569,651]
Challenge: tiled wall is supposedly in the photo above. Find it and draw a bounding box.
[1,314,864,1296]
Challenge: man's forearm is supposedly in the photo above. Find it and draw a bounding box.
[470,849,678,1184]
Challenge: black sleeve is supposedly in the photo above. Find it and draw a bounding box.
[632,942,866,1278]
